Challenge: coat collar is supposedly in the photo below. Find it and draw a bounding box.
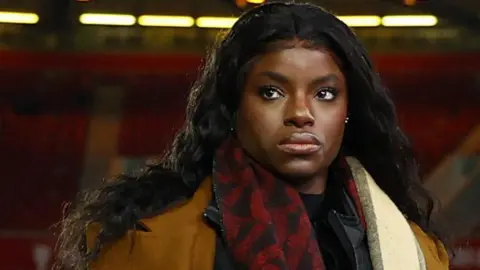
[346,157,426,270]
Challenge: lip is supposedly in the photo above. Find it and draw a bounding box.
[277,133,322,155]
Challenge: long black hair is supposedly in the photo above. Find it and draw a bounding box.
[56,2,443,269]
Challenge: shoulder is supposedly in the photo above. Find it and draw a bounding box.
[85,177,214,269]
[136,176,213,230]
[409,222,449,269]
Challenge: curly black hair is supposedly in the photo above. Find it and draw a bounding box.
[55,2,444,269]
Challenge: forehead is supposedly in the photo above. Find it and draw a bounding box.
[249,47,343,77]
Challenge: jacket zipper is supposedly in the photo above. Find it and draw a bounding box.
[328,210,361,270]
[203,167,238,267]
[211,173,227,241]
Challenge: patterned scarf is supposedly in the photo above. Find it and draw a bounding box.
[213,137,366,270]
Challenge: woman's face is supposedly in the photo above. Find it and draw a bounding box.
[235,46,348,183]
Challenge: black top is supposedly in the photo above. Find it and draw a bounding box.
[300,192,352,270]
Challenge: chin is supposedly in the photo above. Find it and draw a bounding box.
[276,160,320,179]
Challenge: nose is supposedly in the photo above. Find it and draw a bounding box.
[283,95,315,128]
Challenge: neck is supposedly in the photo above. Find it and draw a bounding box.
[293,168,328,195]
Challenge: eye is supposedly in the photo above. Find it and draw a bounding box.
[315,88,338,101]
[258,85,283,100]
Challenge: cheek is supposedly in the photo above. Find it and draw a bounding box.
[235,100,280,149]
[237,107,268,138]
[316,107,347,147]
[318,119,345,162]
[236,101,261,141]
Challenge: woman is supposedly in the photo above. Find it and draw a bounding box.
[56,2,449,270]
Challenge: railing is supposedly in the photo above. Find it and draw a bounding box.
[425,125,480,237]
[426,125,480,204]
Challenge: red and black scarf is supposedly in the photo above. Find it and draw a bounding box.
[213,137,366,270]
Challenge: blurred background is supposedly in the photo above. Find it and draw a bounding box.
[0,0,478,269]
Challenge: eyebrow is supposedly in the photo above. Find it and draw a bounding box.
[258,71,340,86]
